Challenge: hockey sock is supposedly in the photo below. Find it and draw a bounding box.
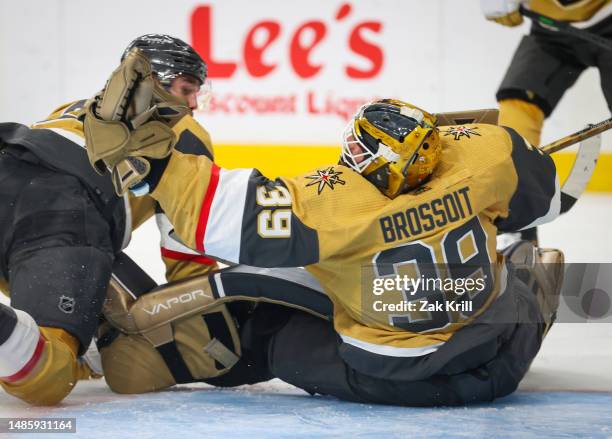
[498,99,545,147]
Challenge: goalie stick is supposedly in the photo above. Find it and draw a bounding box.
[519,6,612,52]
[539,117,612,213]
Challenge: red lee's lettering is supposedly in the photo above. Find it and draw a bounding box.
[190,3,384,79]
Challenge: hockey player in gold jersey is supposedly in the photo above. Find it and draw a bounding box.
[482,0,612,242]
[0,35,217,405]
[482,0,612,145]
[83,53,565,405]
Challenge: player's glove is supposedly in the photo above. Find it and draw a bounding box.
[480,0,525,27]
[83,48,190,195]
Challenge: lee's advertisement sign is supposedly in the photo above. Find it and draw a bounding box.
[188,1,440,145]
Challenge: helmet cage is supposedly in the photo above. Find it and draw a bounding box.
[341,103,425,176]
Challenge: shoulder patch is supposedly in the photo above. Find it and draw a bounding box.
[441,126,481,141]
[305,167,346,194]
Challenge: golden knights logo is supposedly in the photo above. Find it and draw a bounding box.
[441,126,481,141]
[305,167,346,194]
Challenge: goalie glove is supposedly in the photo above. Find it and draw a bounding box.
[481,0,526,27]
[83,48,190,195]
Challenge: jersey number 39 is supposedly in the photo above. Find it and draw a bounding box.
[256,185,292,238]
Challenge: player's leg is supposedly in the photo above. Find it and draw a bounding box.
[267,310,369,403]
[267,309,498,405]
[423,242,563,404]
[98,253,189,394]
[267,288,541,406]
[353,277,546,406]
[99,302,277,394]
[266,310,479,405]
[99,258,276,394]
[497,29,585,144]
[496,30,585,245]
[269,242,563,406]
[498,99,545,147]
[0,165,114,405]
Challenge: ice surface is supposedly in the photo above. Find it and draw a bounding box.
[1,379,612,439]
[1,194,611,437]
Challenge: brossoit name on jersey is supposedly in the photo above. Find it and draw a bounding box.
[379,187,473,243]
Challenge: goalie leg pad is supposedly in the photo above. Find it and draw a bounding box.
[101,271,242,393]
[101,263,333,393]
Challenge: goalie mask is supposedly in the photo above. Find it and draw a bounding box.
[122,34,208,86]
[342,99,441,199]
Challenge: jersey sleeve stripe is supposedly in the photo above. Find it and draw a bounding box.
[495,127,559,232]
[202,168,253,262]
[160,247,216,266]
[339,334,445,357]
[195,163,221,252]
[520,173,561,230]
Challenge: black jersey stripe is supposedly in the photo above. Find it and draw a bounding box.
[495,127,558,232]
[175,129,213,160]
[216,266,332,319]
[239,171,319,267]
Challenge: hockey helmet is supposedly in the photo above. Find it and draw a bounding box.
[342,99,441,198]
[122,34,207,86]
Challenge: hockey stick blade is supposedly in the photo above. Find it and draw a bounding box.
[537,119,610,213]
[558,134,601,213]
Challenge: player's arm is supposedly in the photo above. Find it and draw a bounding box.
[481,0,526,26]
[155,116,219,279]
[130,115,219,280]
[494,127,561,232]
[146,151,320,267]
[82,51,317,266]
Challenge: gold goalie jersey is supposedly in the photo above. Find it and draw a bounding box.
[149,123,560,376]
